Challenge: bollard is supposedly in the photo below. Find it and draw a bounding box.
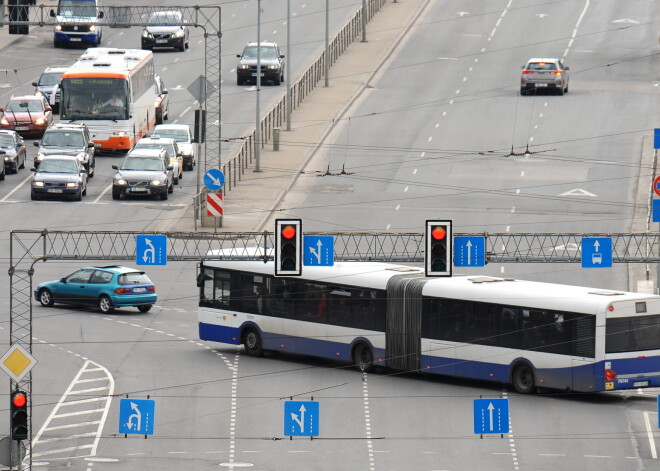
[273,127,280,151]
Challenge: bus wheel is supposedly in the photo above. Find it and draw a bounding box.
[243,328,263,357]
[512,364,536,394]
[354,344,374,373]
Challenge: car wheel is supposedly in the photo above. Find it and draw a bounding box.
[54,41,62,48]
[156,110,162,125]
[520,87,527,95]
[160,191,168,200]
[179,41,185,52]
[0,169,4,181]
[88,164,94,178]
[75,189,82,201]
[137,304,152,313]
[168,181,174,194]
[82,185,87,196]
[30,191,38,201]
[19,154,25,169]
[98,295,114,313]
[557,87,564,96]
[173,176,179,185]
[178,170,183,181]
[564,84,569,93]
[273,75,281,86]
[39,288,54,307]
[112,192,121,200]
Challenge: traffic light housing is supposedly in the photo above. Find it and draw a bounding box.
[10,390,28,441]
[425,220,452,277]
[275,219,302,276]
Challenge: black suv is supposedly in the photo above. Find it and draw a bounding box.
[236,41,285,86]
[34,123,96,177]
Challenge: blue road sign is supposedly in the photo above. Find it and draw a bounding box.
[119,398,155,435]
[136,235,167,266]
[303,236,334,266]
[654,200,660,223]
[204,168,225,191]
[474,398,509,435]
[654,129,660,150]
[581,237,612,268]
[284,401,319,437]
[454,236,486,267]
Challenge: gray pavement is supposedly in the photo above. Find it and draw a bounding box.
[160,0,428,234]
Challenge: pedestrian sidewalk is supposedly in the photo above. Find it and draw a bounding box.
[160,0,428,235]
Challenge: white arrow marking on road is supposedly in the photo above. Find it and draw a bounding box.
[309,240,322,264]
[593,240,600,253]
[143,239,155,263]
[466,240,472,265]
[487,402,495,431]
[291,404,306,433]
[126,402,142,431]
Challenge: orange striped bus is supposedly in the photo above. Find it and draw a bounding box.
[59,48,156,152]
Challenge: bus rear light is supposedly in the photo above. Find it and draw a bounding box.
[605,369,617,382]
[336,352,341,356]
[608,306,614,311]
[488,373,494,377]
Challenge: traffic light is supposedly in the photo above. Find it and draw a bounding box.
[425,220,452,277]
[10,390,28,441]
[275,219,302,276]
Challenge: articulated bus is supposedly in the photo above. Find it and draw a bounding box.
[198,258,660,394]
[59,48,156,152]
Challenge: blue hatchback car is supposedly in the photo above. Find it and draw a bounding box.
[34,266,157,313]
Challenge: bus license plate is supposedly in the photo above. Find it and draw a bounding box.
[47,189,63,193]
[70,38,82,42]
[633,380,649,387]
[133,287,146,293]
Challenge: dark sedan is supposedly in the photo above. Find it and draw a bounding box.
[141,10,189,51]
[0,130,27,174]
[30,155,88,201]
[236,41,285,86]
[112,152,174,200]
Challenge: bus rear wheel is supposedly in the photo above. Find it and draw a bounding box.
[512,364,536,394]
[353,343,374,373]
[243,328,263,357]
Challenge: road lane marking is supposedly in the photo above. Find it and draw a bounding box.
[643,411,657,459]
[1,173,32,201]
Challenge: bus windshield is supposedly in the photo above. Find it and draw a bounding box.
[60,77,129,121]
[57,1,97,17]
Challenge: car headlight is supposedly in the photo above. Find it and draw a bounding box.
[114,178,127,185]
[34,118,46,126]
[89,25,96,32]
[0,118,8,125]
[66,182,78,188]
[33,181,44,187]
[4,155,10,162]
[55,25,62,31]
[151,180,164,186]
[142,29,151,38]
[36,153,46,162]
[173,29,185,38]
[238,65,250,70]
[267,65,279,70]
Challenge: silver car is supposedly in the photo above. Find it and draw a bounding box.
[520,58,570,95]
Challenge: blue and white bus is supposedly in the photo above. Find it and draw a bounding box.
[198,258,660,394]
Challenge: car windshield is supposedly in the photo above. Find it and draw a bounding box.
[149,11,181,23]
[0,135,14,148]
[242,46,279,59]
[38,159,79,173]
[118,272,152,284]
[120,157,165,171]
[39,72,64,87]
[153,129,188,142]
[135,142,174,155]
[527,62,557,71]
[42,131,84,147]
[5,101,43,113]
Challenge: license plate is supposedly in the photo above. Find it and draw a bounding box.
[633,380,649,387]
[133,287,147,293]
[156,39,168,44]
[15,126,29,131]
[70,38,82,42]
[251,73,264,77]
[535,83,548,87]
[47,189,63,193]
[129,187,148,193]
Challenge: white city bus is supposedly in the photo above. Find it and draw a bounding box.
[59,48,156,152]
[198,257,660,394]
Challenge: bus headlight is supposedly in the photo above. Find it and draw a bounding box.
[89,25,96,32]
[55,25,62,31]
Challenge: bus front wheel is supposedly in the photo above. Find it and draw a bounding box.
[512,364,536,394]
[353,343,374,373]
[243,328,263,357]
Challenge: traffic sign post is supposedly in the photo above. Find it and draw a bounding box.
[136,235,167,266]
[303,235,334,266]
[581,237,612,268]
[119,398,155,435]
[284,401,319,437]
[474,398,509,435]
[454,236,486,267]
[203,169,225,191]
[207,193,223,217]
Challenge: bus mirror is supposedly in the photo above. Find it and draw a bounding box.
[196,273,204,287]
[98,11,104,18]
[49,9,55,17]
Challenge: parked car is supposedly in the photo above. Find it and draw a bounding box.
[34,265,157,313]
[133,135,183,183]
[154,74,169,124]
[141,10,189,51]
[0,130,27,174]
[112,148,174,200]
[30,155,88,201]
[32,65,68,113]
[153,124,196,170]
[520,58,570,95]
[0,95,54,138]
[236,41,285,86]
[33,123,95,176]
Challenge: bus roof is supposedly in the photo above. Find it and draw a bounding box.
[61,48,152,79]
[202,259,660,314]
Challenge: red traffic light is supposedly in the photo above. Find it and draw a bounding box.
[12,393,26,408]
[431,226,446,240]
[281,225,296,239]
